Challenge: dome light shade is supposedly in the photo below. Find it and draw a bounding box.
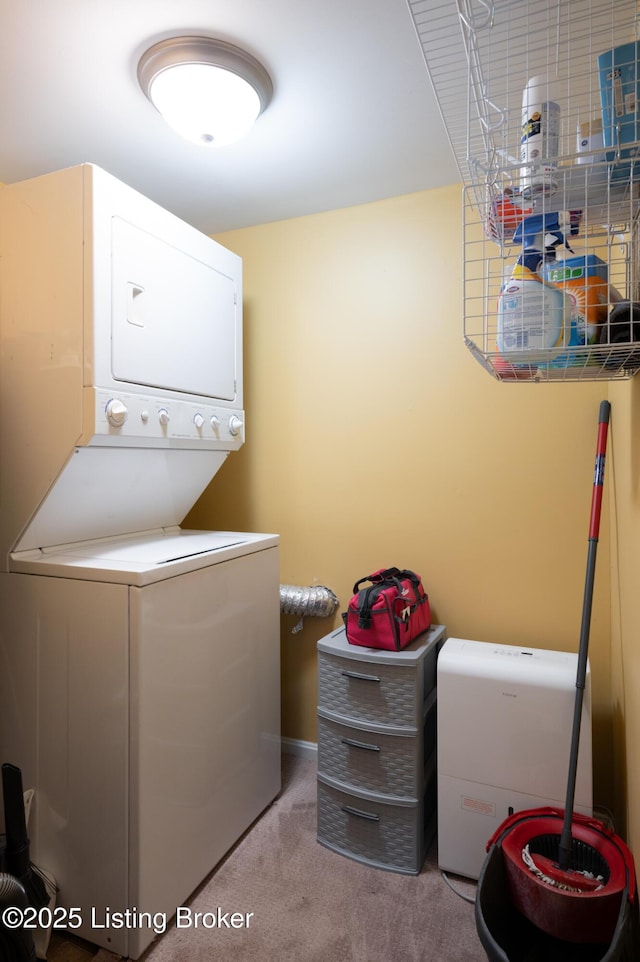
[138,37,272,147]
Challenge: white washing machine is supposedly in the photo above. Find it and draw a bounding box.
[0,165,281,958]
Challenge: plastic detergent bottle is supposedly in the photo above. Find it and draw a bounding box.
[542,254,613,345]
[496,213,572,360]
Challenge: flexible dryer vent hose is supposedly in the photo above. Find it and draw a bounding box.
[279,584,339,634]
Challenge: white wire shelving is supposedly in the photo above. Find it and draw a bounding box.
[407,0,640,382]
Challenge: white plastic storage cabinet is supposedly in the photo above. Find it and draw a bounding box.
[316,624,447,874]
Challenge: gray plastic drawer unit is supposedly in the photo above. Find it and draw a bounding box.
[316,624,446,874]
[317,714,423,798]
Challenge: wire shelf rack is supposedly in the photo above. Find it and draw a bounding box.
[407,0,640,382]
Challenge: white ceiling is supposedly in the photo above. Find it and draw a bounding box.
[0,0,458,235]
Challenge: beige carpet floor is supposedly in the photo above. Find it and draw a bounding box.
[49,754,486,961]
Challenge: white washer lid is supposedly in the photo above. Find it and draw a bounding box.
[58,529,246,564]
[10,528,279,586]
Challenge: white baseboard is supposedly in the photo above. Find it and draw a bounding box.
[281,736,318,760]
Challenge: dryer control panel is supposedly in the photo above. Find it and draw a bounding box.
[84,388,245,449]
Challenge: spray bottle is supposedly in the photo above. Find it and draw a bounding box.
[496,212,575,361]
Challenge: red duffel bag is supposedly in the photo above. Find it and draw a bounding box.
[343,567,431,651]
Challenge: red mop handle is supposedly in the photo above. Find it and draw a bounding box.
[558,398,611,872]
[589,400,610,542]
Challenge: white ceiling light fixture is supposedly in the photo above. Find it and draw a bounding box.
[138,36,273,147]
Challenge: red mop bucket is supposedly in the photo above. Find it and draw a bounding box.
[476,809,639,961]
[498,808,634,944]
[475,401,639,957]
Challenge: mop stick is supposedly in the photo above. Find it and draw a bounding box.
[558,399,610,873]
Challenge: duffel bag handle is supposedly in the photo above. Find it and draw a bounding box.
[352,566,403,594]
[395,569,421,591]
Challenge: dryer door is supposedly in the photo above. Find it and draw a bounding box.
[110,216,238,401]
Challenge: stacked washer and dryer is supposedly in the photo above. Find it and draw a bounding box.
[0,165,281,958]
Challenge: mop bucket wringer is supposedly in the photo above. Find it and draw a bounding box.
[492,807,636,945]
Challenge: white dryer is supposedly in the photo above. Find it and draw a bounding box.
[0,165,281,958]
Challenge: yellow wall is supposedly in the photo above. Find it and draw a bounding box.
[607,378,640,853]
[185,184,619,829]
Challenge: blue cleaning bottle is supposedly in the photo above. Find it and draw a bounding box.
[496,213,574,362]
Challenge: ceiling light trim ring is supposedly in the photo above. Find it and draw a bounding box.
[138,36,273,114]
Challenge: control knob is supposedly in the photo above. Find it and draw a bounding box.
[105,398,128,428]
[158,408,170,427]
[193,414,205,429]
[229,415,244,437]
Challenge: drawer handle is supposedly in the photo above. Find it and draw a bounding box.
[341,669,381,683]
[341,737,381,753]
[341,805,380,822]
